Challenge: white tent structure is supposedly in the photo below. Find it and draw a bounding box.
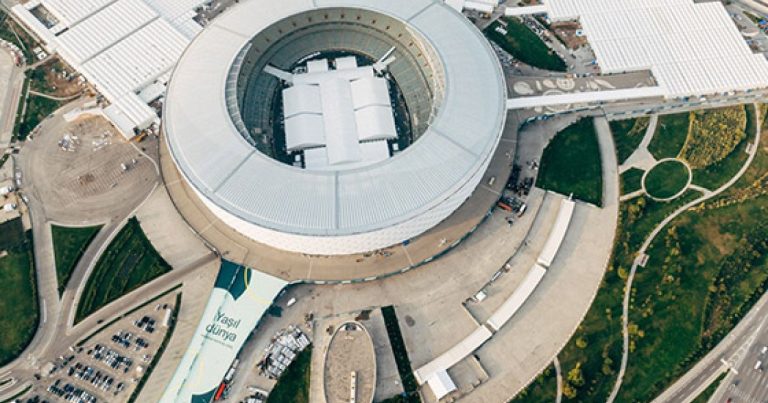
[275,57,398,170]
[12,0,205,138]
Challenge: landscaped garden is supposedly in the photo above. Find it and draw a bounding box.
[484,17,567,72]
[620,168,645,195]
[512,105,768,402]
[643,160,690,200]
[0,218,38,366]
[536,118,603,206]
[52,224,102,295]
[76,217,171,323]
[610,117,650,164]
[648,113,689,160]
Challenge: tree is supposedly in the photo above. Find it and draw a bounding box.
[567,363,585,387]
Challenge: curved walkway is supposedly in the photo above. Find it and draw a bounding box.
[554,356,563,403]
[641,158,693,202]
[607,105,762,403]
[27,90,82,102]
[619,114,659,173]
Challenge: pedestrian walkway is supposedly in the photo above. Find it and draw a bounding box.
[619,114,659,173]
[136,186,212,269]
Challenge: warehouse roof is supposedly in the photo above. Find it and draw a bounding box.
[164,0,507,237]
[545,0,768,97]
[12,0,205,137]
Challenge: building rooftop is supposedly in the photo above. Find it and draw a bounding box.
[164,0,507,239]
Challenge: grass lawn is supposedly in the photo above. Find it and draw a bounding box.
[484,17,567,72]
[0,219,38,366]
[611,117,650,164]
[52,224,102,296]
[75,217,171,323]
[613,121,768,402]
[692,138,749,191]
[510,189,702,402]
[621,168,645,195]
[515,109,768,403]
[649,113,690,160]
[644,160,690,199]
[16,82,63,139]
[266,346,312,403]
[691,105,757,190]
[0,218,26,250]
[536,118,603,206]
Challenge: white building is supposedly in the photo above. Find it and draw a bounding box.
[163,0,507,256]
[12,0,206,138]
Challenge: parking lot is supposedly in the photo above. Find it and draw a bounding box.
[20,292,179,402]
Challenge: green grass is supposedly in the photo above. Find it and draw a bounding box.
[51,224,102,296]
[484,17,567,72]
[0,218,25,250]
[382,306,421,402]
[691,372,726,403]
[266,345,312,403]
[611,117,650,164]
[510,190,702,402]
[536,118,603,206]
[612,121,768,402]
[649,113,690,160]
[621,168,645,196]
[75,217,171,323]
[0,11,39,63]
[513,108,768,403]
[692,138,749,191]
[0,219,38,367]
[644,160,690,199]
[691,105,756,190]
[16,84,63,139]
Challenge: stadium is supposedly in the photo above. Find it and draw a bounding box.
[163,0,507,256]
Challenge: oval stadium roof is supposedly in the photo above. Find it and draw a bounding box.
[163,0,507,238]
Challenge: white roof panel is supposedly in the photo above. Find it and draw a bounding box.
[40,0,114,26]
[283,85,322,118]
[538,198,575,268]
[542,0,768,97]
[56,0,159,64]
[427,370,458,400]
[414,326,493,384]
[355,106,397,142]
[285,114,326,151]
[164,0,506,236]
[351,76,390,109]
[81,18,189,100]
[487,264,547,331]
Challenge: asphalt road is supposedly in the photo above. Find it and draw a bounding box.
[713,315,768,403]
[654,292,768,403]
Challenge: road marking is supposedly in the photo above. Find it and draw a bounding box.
[42,299,46,324]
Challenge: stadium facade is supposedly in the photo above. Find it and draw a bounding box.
[163,0,507,255]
